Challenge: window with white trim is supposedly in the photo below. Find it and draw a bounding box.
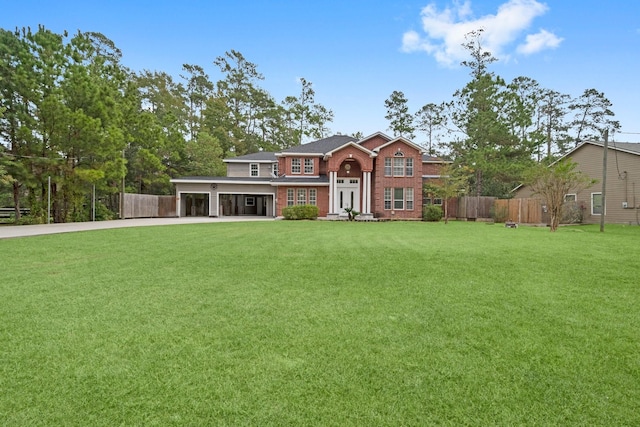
[309,189,317,205]
[297,188,306,205]
[406,187,414,210]
[384,158,392,176]
[433,198,442,205]
[564,193,577,202]
[250,163,259,177]
[591,192,603,215]
[291,158,301,174]
[304,158,314,174]
[384,187,415,210]
[287,188,294,206]
[272,162,279,176]
[394,188,404,209]
[386,157,414,177]
[393,158,404,177]
[406,158,413,177]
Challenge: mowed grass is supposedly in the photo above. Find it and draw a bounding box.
[1,221,639,426]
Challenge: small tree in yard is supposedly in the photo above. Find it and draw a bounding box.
[424,164,468,224]
[526,160,596,232]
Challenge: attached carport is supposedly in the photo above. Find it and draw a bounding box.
[171,177,276,218]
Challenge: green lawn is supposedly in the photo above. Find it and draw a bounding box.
[1,221,639,426]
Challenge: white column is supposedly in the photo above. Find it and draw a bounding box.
[329,171,335,213]
[362,172,369,214]
[363,172,372,214]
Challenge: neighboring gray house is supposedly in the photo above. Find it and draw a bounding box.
[514,140,640,225]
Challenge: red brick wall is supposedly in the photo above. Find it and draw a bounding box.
[281,156,321,176]
[423,162,444,176]
[372,141,423,219]
[276,186,329,217]
[359,134,390,151]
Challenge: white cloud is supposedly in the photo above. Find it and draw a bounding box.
[517,29,563,54]
[402,0,562,66]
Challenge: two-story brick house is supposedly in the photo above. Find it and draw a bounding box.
[171,132,449,219]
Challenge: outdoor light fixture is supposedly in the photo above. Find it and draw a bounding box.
[345,164,351,174]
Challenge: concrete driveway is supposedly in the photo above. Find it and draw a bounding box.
[0,216,275,239]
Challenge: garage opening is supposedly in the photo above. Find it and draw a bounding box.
[183,193,209,216]
[219,194,272,216]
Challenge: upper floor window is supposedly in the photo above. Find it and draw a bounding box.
[304,158,314,174]
[250,163,259,177]
[384,158,392,176]
[386,157,414,177]
[291,158,301,174]
[272,162,279,177]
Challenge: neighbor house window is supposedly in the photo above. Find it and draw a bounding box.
[272,162,279,177]
[394,188,404,209]
[291,158,301,174]
[433,198,443,205]
[384,188,392,209]
[406,187,414,210]
[250,163,259,177]
[304,158,314,174]
[297,188,306,205]
[245,197,255,207]
[287,188,294,206]
[564,194,577,202]
[309,189,317,205]
[591,192,603,215]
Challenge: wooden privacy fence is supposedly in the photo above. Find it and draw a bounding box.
[456,196,496,220]
[494,198,544,224]
[122,193,176,218]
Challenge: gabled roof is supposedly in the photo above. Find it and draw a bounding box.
[372,136,424,154]
[323,141,376,158]
[223,151,278,163]
[277,135,357,156]
[356,132,393,144]
[578,140,640,156]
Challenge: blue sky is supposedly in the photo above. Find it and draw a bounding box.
[2,0,639,142]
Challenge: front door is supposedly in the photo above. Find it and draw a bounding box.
[335,178,360,215]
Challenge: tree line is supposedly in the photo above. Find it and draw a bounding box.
[0,26,333,222]
[385,29,619,198]
[1,27,620,223]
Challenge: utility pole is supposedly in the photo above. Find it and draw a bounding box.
[600,129,608,232]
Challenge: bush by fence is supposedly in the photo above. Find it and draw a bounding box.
[282,205,319,220]
[423,205,443,222]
